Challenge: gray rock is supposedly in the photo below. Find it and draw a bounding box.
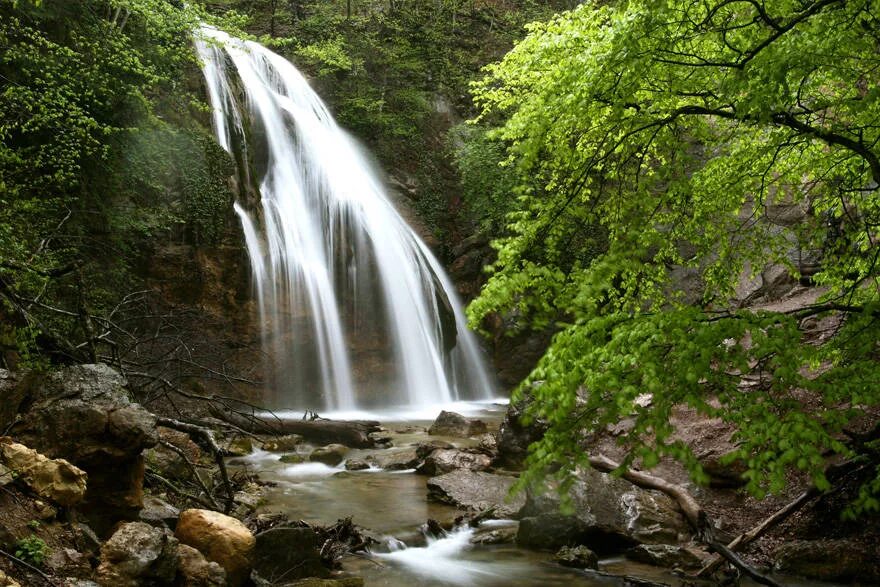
[427,470,525,518]
[344,459,370,471]
[370,448,420,471]
[554,545,598,569]
[774,539,880,583]
[309,444,348,466]
[415,440,455,458]
[417,448,492,476]
[139,496,180,529]
[495,398,548,469]
[46,548,91,578]
[428,411,488,438]
[626,544,707,570]
[518,466,690,553]
[96,521,178,586]
[253,526,328,581]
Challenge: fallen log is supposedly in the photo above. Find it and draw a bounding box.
[212,407,383,448]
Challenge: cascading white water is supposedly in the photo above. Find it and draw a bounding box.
[195,27,495,411]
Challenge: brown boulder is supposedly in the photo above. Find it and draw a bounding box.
[176,509,255,586]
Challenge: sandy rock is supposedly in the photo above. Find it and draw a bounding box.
[224,437,253,457]
[175,509,255,587]
[0,438,87,506]
[176,543,227,587]
[96,521,178,586]
[261,435,303,451]
[309,444,348,466]
[428,411,488,438]
[427,470,525,518]
[554,545,598,569]
[0,570,21,587]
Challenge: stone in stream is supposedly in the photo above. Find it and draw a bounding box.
[554,545,599,569]
[625,543,708,570]
[279,453,306,464]
[261,434,304,451]
[309,444,349,466]
[428,411,488,438]
[416,448,492,476]
[369,448,420,470]
[344,459,371,471]
[415,440,455,458]
[517,466,690,553]
[426,470,526,518]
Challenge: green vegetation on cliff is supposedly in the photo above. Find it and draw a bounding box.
[468,0,880,513]
[0,0,237,365]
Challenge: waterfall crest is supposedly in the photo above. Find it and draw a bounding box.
[196,27,495,410]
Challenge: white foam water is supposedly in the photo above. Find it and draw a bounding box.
[196,27,495,411]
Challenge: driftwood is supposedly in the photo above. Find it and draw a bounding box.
[215,408,383,448]
[156,417,235,513]
[588,454,782,587]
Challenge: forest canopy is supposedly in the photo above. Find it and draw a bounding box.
[468,0,880,512]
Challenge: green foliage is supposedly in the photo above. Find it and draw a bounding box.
[14,535,49,566]
[470,0,880,510]
[0,0,238,365]
[449,122,519,231]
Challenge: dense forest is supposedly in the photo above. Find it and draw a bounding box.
[0,0,879,586]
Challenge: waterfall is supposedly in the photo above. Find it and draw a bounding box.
[195,27,495,411]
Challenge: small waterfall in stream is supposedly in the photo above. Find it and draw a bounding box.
[195,27,495,411]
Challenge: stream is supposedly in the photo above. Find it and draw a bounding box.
[230,401,687,586]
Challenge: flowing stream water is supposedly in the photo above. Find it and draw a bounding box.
[195,27,494,412]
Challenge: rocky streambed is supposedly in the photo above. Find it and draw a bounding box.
[0,364,872,586]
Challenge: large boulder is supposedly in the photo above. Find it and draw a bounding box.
[773,539,880,583]
[253,526,328,582]
[9,364,158,534]
[96,521,178,587]
[517,467,690,553]
[428,411,488,438]
[417,448,492,476]
[427,470,525,518]
[0,438,87,506]
[175,509,255,587]
[176,544,227,587]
